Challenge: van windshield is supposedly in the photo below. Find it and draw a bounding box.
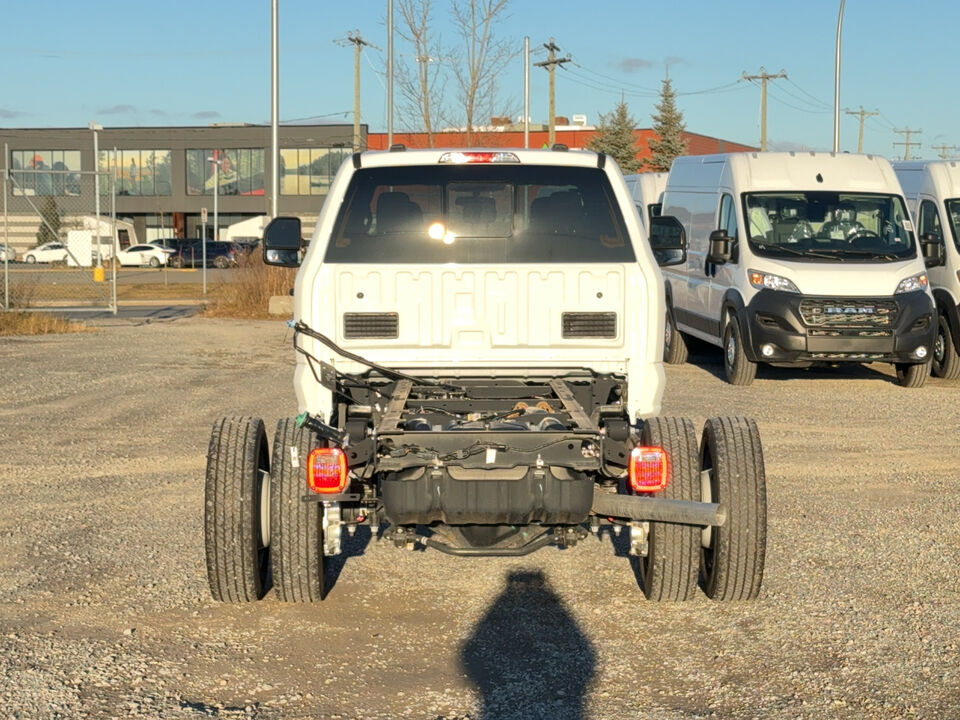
[325,165,634,263]
[947,199,960,252]
[743,192,916,262]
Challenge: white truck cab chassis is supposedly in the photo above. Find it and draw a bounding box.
[203,147,768,604]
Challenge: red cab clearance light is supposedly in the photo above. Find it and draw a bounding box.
[438,151,520,164]
[629,446,669,493]
[306,447,348,494]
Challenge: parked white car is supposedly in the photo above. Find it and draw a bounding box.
[23,242,68,264]
[0,243,16,262]
[115,244,169,267]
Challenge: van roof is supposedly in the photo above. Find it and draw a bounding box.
[668,152,901,194]
[892,160,960,197]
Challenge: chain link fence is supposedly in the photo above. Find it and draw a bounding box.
[2,167,117,313]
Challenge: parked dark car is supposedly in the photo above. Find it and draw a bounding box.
[168,241,240,269]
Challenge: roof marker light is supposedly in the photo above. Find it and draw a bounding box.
[438,151,520,164]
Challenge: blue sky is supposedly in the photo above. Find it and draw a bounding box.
[0,0,954,159]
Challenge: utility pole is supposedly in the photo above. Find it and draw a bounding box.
[893,128,922,160]
[844,107,878,154]
[534,39,571,147]
[342,32,373,152]
[742,68,787,152]
[931,144,958,160]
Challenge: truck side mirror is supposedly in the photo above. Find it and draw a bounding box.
[707,229,732,265]
[920,232,945,268]
[648,215,686,267]
[263,216,303,267]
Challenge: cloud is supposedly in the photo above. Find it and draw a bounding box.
[665,56,684,66]
[618,58,653,73]
[97,104,138,115]
[150,109,168,117]
[0,108,26,119]
[192,111,220,119]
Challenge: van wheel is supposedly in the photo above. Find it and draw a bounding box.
[895,361,929,388]
[663,308,688,365]
[271,418,325,602]
[932,313,960,379]
[635,417,700,602]
[723,316,757,386]
[204,417,271,603]
[700,417,767,601]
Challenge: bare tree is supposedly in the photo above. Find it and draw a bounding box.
[396,0,447,146]
[448,0,517,145]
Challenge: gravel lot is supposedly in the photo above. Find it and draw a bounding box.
[1,317,958,719]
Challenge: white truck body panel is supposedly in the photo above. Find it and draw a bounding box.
[292,148,666,423]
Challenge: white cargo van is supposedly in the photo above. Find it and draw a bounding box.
[892,160,960,379]
[624,172,667,237]
[649,152,939,387]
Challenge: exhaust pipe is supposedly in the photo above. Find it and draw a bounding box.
[592,488,726,527]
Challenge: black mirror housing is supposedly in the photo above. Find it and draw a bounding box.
[707,229,732,265]
[648,215,687,267]
[920,233,945,268]
[263,216,303,267]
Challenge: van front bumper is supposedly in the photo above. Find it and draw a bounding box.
[740,289,936,364]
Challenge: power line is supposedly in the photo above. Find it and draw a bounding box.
[534,39,572,146]
[931,144,958,160]
[784,77,831,109]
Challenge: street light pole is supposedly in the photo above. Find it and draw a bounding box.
[89,122,103,269]
[206,154,223,296]
[833,0,846,153]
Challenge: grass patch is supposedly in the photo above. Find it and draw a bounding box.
[0,311,92,336]
[202,253,296,319]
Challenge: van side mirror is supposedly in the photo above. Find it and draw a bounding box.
[263,216,303,267]
[707,229,732,265]
[648,215,686,267]
[919,232,945,268]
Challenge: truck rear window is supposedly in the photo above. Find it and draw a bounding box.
[325,165,635,263]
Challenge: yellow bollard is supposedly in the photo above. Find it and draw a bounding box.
[93,266,105,283]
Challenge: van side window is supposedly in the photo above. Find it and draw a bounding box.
[718,194,739,262]
[918,200,943,242]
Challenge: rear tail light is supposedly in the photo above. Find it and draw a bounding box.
[306,447,348,494]
[438,151,520,164]
[629,446,668,493]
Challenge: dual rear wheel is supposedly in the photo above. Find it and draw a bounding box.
[634,416,767,602]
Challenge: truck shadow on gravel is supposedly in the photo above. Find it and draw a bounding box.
[322,526,376,597]
[458,570,595,720]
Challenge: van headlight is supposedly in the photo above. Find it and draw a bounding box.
[748,270,799,293]
[894,272,928,294]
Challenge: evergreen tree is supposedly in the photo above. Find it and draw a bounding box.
[645,77,688,172]
[36,195,61,245]
[586,100,642,173]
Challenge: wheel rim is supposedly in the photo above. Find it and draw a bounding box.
[934,321,946,366]
[726,329,737,367]
[664,312,672,348]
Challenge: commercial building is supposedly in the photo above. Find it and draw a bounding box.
[1,121,752,254]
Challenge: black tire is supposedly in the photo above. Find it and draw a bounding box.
[214,256,229,269]
[932,312,960,380]
[271,418,325,602]
[169,256,184,269]
[149,256,160,268]
[25,255,36,264]
[636,417,701,602]
[895,361,929,388]
[663,307,688,365]
[699,417,767,601]
[723,316,757,386]
[204,416,270,603]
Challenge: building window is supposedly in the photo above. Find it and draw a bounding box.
[99,150,172,196]
[280,147,351,195]
[10,150,82,195]
[186,149,265,196]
